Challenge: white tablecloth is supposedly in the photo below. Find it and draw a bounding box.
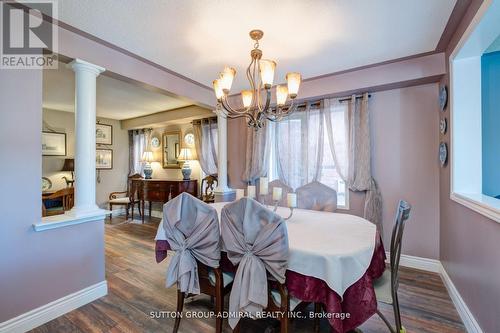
[155,202,377,298]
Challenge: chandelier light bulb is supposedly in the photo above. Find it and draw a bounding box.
[213,79,224,100]
[259,59,276,88]
[276,85,288,106]
[219,66,236,93]
[241,90,253,108]
[286,72,301,98]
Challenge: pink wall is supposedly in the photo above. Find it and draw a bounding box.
[0,70,105,322]
[227,83,441,259]
[439,1,500,332]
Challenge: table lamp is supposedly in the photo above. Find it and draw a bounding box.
[61,158,75,187]
[178,148,193,180]
[142,151,154,179]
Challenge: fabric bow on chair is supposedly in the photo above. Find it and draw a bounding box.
[221,198,289,329]
[162,192,221,295]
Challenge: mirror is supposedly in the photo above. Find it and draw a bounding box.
[162,131,181,169]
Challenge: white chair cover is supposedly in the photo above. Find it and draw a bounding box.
[296,181,337,212]
[221,198,289,328]
[162,193,220,295]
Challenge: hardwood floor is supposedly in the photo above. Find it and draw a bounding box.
[30,216,465,333]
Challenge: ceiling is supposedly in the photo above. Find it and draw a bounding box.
[43,64,192,120]
[50,0,456,92]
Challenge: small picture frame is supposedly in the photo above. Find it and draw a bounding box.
[96,149,113,169]
[42,131,66,156]
[96,123,113,145]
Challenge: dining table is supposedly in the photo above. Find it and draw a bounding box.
[155,202,386,333]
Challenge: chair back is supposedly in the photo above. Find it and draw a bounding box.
[260,179,293,207]
[200,174,218,203]
[42,188,74,217]
[221,197,289,328]
[161,193,220,295]
[128,173,143,200]
[389,200,411,331]
[296,181,337,212]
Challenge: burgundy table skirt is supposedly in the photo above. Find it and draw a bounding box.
[155,237,385,333]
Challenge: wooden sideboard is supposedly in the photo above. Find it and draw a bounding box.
[131,179,198,223]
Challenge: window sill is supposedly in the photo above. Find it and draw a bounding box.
[450,192,500,224]
[34,209,109,232]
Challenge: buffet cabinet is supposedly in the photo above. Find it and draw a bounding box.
[132,179,198,222]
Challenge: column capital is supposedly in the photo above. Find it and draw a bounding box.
[68,58,105,76]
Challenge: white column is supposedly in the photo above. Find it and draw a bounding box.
[214,110,235,201]
[68,59,105,216]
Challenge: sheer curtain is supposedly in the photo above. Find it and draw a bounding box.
[129,129,149,176]
[324,93,383,232]
[243,121,270,184]
[193,118,218,175]
[272,103,324,190]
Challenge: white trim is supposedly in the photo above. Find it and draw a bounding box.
[451,192,500,224]
[385,252,442,273]
[440,266,484,333]
[385,253,483,333]
[0,281,107,333]
[34,210,108,232]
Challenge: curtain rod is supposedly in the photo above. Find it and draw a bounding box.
[279,93,371,111]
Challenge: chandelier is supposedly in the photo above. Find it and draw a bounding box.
[213,29,302,129]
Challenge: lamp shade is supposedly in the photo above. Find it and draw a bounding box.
[61,158,74,171]
[177,148,193,161]
[141,151,154,163]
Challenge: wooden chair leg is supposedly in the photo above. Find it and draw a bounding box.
[131,202,134,221]
[314,303,321,333]
[109,204,113,219]
[215,287,223,333]
[173,290,185,333]
[280,316,289,333]
[233,322,240,333]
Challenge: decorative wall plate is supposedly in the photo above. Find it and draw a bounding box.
[184,132,195,147]
[42,177,52,191]
[151,136,160,148]
[439,142,448,167]
[439,85,448,111]
[440,118,447,134]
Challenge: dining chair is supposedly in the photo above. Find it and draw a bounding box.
[108,173,143,220]
[161,193,233,333]
[200,174,218,203]
[260,179,293,207]
[42,187,74,217]
[372,200,411,333]
[221,197,301,333]
[296,181,337,212]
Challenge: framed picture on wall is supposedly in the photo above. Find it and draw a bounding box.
[96,149,113,169]
[42,131,66,156]
[96,123,113,145]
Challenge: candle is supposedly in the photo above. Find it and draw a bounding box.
[287,193,297,208]
[235,189,244,200]
[272,187,282,201]
[259,177,268,195]
[247,185,256,199]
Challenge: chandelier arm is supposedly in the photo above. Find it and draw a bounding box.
[221,96,250,115]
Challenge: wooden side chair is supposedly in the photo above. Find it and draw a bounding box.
[296,181,337,212]
[42,187,74,217]
[372,200,411,333]
[108,173,143,220]
[200,174,218,203]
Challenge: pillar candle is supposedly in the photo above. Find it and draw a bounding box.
[272,187,282,201]
[235,189,244,200]
[259,177,268,195]
[247,185,256,199]
[287,193,297,208]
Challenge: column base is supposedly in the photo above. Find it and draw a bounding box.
[67,206,109,219]
[213,188,236,203]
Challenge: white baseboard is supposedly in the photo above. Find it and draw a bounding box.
[385,251,442,273]
[440,266,483,333]
[0,281,107,333]
[385,252,483,333]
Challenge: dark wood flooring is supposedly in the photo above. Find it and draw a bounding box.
[30,215,465,333]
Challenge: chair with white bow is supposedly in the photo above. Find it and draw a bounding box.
[161,193,233,333]
[296,181,337,212]
[221,197,301,333]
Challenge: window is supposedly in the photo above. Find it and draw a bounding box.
[267,103,349,209]
[450,0,500,223]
